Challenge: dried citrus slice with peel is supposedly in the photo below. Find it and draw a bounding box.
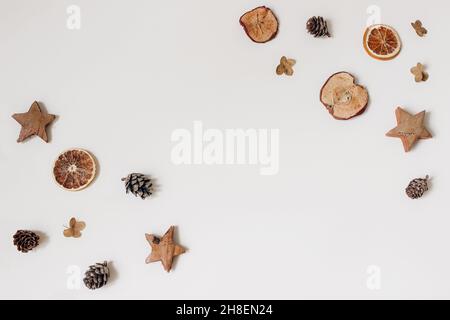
[53,149,96,191]
[363,24,401,61]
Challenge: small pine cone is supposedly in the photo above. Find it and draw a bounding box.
[83,261,110,290]
[306,16,331,38]
[13,230,40,253]
[121,173,153,200]
[406,175,429,199]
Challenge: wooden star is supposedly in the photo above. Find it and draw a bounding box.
[145,226,186,272]
[12,101,56,143]
[386,107,432,152]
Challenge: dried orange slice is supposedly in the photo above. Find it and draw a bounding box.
[363,24,401,61]
[53,149,96,191]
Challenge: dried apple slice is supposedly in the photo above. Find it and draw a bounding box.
[239,6,278,43]
[320,72,369,120]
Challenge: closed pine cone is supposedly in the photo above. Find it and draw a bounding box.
[13,230,40,253]
[307,16,331,38]
[122,173,153,199]
[406,175,429,199]
[83,261,110,290]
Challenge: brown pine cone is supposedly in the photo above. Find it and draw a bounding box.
[83,261,110,290]
[13,230,40,253]
[406,175,429,199]
[307,16,331,38]
[122,173,153,200]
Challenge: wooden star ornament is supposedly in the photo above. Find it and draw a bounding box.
[12,101,56,143]
[386,107,432,152]
[145,226,186,272]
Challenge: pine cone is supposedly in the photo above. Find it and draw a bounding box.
[83,261,110,290]
[406,175,429,199]
[306,16,331,38]
[13,230,40,253]
[121,173,153,199]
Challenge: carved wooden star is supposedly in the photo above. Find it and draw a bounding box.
[145,226,186,272]
[386,107,432,152]
[12,101,56,143]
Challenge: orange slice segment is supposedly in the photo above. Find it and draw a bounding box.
[53,149,96,191]
[363,24,401,61]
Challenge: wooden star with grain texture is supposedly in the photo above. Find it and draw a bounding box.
[386,107,432,152]
[145,226,186,272]
[12,101,56,143]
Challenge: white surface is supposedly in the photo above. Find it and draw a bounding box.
[0,0,449,300]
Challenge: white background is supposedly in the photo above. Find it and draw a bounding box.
[0,0,449,300]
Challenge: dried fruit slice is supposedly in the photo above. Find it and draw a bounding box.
[53,149,96,191]
[239,6,278,43]
[363,24,401,60]
[320,72,369,120]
